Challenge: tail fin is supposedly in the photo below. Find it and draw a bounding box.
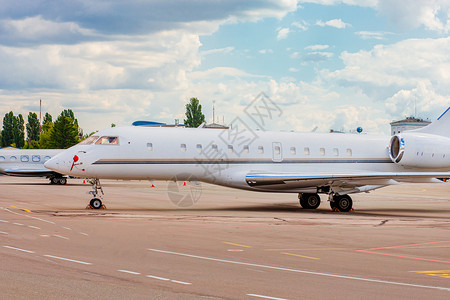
[413,107,450,137]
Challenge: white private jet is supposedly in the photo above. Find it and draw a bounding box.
[0,148,68,184]
[45,107,450,210]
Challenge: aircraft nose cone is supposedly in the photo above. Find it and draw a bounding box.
[44,157,60,171]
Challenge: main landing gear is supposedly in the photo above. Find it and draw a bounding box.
[87,178,105,209]
[49,176,67,185]
[298,193,354,212]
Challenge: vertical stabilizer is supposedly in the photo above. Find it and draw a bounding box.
[412,107,450,137]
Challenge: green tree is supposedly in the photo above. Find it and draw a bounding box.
[1,111,15,147]
[48,111,80,149]
[184,97,205,128]
[40,112,53,149]
[12,114,25,148]
[43,112,52,127]
[26,112,40,145]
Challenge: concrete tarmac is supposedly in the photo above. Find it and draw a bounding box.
[1,176,450,299]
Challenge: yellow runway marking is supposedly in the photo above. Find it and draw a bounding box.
[410,270,450,279]
[223,242,252,248]
[282,252,320,260]
[9,205,32,213]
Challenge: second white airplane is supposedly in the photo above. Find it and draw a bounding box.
[45,107,450,210]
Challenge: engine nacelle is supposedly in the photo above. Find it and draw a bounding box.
[389,132,450,168]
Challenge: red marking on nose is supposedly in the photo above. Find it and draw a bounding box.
[73,155,79,162]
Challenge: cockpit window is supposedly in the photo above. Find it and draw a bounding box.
[95,136,119,145]
[78,135,99,145]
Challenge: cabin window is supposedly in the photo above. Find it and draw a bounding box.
[0,156,5,161]
[44,156,51,161]
[290,147,296,155]
[304,147,310,156]
[346,149,352,157]
[212,144,218,152]
[21,155,29,162]
[333,148,339,156]
[147,143,153,151]
[258,146,264,154]
[32,155,40,162]
[274,146,281,155]
[95,136,119,145]
[10,156,17,161]
[228,145,233,153]
[196,144,202,153]
[78,135,99,145]
[180,144,187,152]
[320,148,325,156]
[243,145,249,154]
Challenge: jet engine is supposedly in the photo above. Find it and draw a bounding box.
[389,132,450,168]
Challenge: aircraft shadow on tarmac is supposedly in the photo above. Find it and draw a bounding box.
[51,203,450,219]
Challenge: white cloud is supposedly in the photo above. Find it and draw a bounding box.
[316,18,350,29]
[305,44,329,50]
[277,27,290,40]
[259,49,274,54]
[291,20,309,31]
[327,37,450,91]
[201,46,235,56]
[290,51,300,58]
[288,67,299,72]
[355,31,392,40]
[376,0,450,33]
[385,81,449,118]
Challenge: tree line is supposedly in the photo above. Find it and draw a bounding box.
[1,109,83,149]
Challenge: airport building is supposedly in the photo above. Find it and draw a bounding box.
[390,117,431,135]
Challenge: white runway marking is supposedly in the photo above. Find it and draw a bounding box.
[4,208,55,224]
[28,225,40,230]
[13,222,24,226]
[3,245,35,253]
[0,231,9,235]
[247,294,289,300]
[148,248,450,292]
[171,280,192,285]
[40,234,50,237]
[118,269,141,275]
[44,254,92,265]
[62,226,72,231]
[53,234,69,240]
[0,219,9,223]
[146,275,170,281]
[80,232,89,236]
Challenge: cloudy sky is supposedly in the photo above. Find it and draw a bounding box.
[0,0,449,135]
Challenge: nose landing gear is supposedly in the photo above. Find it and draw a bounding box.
[87,178,106,209]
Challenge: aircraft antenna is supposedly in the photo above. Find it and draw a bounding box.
[39,99,42,133]
[213,100,215,124]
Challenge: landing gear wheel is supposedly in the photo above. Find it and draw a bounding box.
[51,177,59,184]
[90,198,103,209]
[299,193,321,209]
[58,178,67,185]
[332,195,353,212]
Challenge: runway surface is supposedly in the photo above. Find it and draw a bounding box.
[1,176,450,299]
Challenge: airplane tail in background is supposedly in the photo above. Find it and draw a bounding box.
[413,107,450,137]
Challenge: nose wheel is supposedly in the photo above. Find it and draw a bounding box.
[89,198,103,209]
[87,178,106,209]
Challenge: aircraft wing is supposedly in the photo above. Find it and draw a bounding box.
[246,171,450,190]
